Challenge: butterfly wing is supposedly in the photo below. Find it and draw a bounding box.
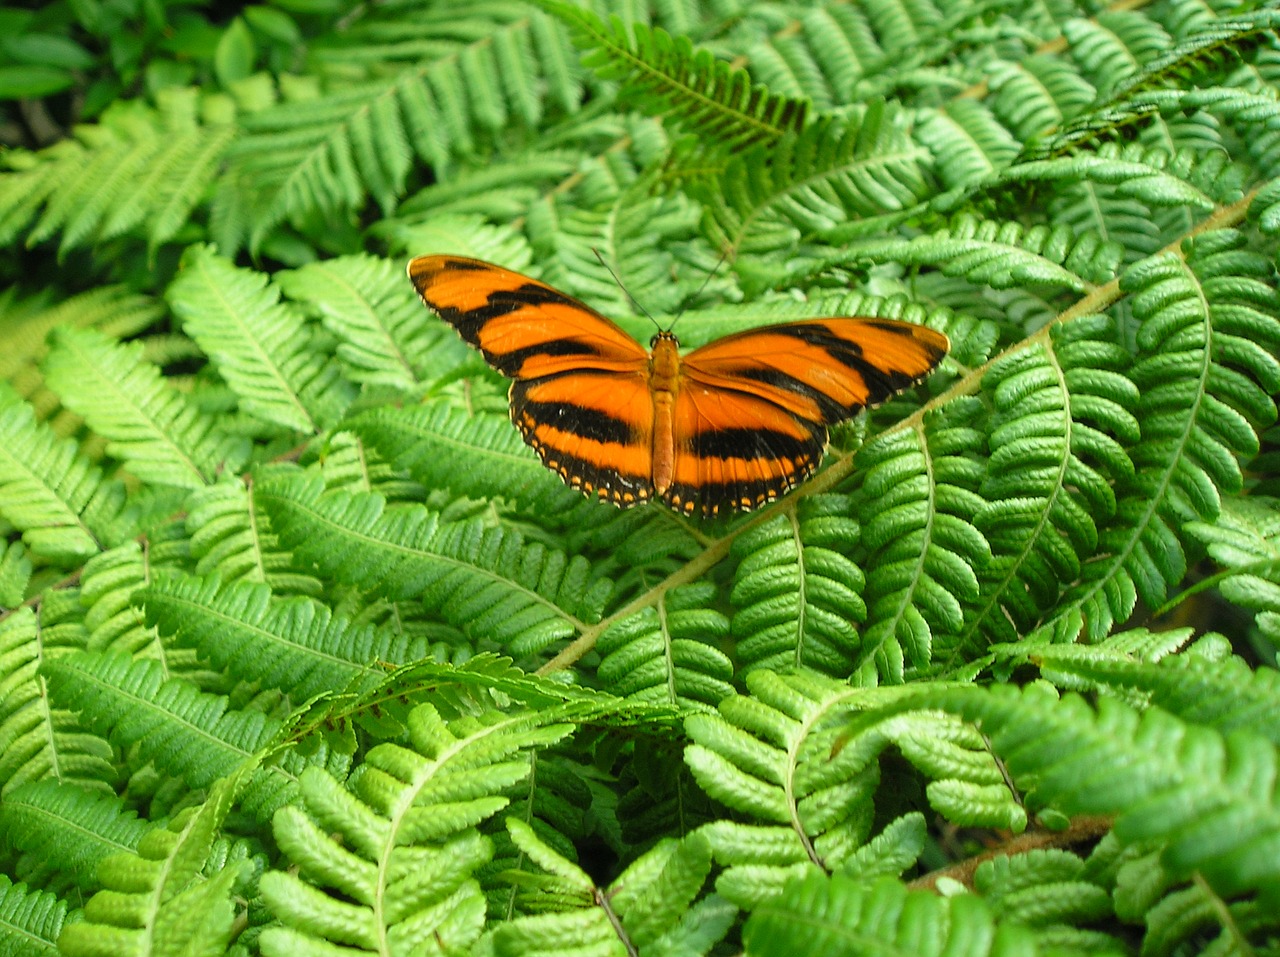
[408,255,656,505]
[669,318,949,514]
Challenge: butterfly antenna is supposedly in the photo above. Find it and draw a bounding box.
[665,243,732,333]
[593,248,663,333]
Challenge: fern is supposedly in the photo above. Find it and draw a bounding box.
[0,875,75,957]
[538,0,808,154]
[5,0,1280,952]
[728,494,867,676]
[853,397,990,678]
[41,328,249,490]
[1053,231,1280,639]
[260,703,572,956]
[167,245,354,435]
[42,650,351,822]
[55,761,259,957]
[255,472,612,658]
[0,779,147,895]
[744,873,1037,956]
[0,393,125,565]
[0,606,114,797]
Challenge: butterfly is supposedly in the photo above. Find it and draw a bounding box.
[408,255,949,516]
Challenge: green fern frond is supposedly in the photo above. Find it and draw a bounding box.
[865,682,1280,901]
[0,874,75,956]
[0,395,126,565]
[218,7,577,252]
[78,542,172,662]
[538,0,807,153]
[1184,496,1280,648]
[681,687,1016,900]
[167,246,354,434]
[1107,11,1280,102]
[547,187,706,318]
[1056,231,1280,639]
[0,779,146,894]
[0,541,32,606]
[1064,11,1176,99]
[705,106,932,258]
[350,400,582,515]
[140,571,426,701]
[183,475,323,593]
[961,315,1139,648]
[914,99,1022,191]
[743,872,1036,956]
[0,286,165,392]
[839,214,1124,292]
[56,763,257,957]
[975,849,1114,939]
[260,703,572,957]
[728,495,866,676]
[42,650,351,822]
[0,606,115,797]
[1014,632,1280,744]
[0,90,231,253]
[853,398,990,678]
[256,472,611,657]
[277,253,464,393]
[987,55,1098,142]
[490,821,730,956]
[41,327,250,490]
[596,582,733,708]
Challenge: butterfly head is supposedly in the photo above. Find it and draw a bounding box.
[649,330,680,349]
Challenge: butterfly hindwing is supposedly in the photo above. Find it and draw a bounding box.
[511,371,655,506]
[664,382,826,514]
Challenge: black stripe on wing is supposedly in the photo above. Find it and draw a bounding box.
[509,378,655,508]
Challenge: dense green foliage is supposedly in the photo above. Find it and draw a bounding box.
[3,0,1280,954]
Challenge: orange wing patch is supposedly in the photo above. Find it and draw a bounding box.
[409,256,949,516]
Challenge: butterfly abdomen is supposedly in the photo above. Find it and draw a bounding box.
[649,332,681,497]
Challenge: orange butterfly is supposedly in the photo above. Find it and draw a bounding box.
[409,255,949,516]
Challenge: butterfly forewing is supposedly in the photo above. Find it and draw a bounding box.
[668,319,950,514]
[408,255,649,377]
[681,319,951,422]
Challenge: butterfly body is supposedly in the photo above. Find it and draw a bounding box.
[409,255,949,516]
